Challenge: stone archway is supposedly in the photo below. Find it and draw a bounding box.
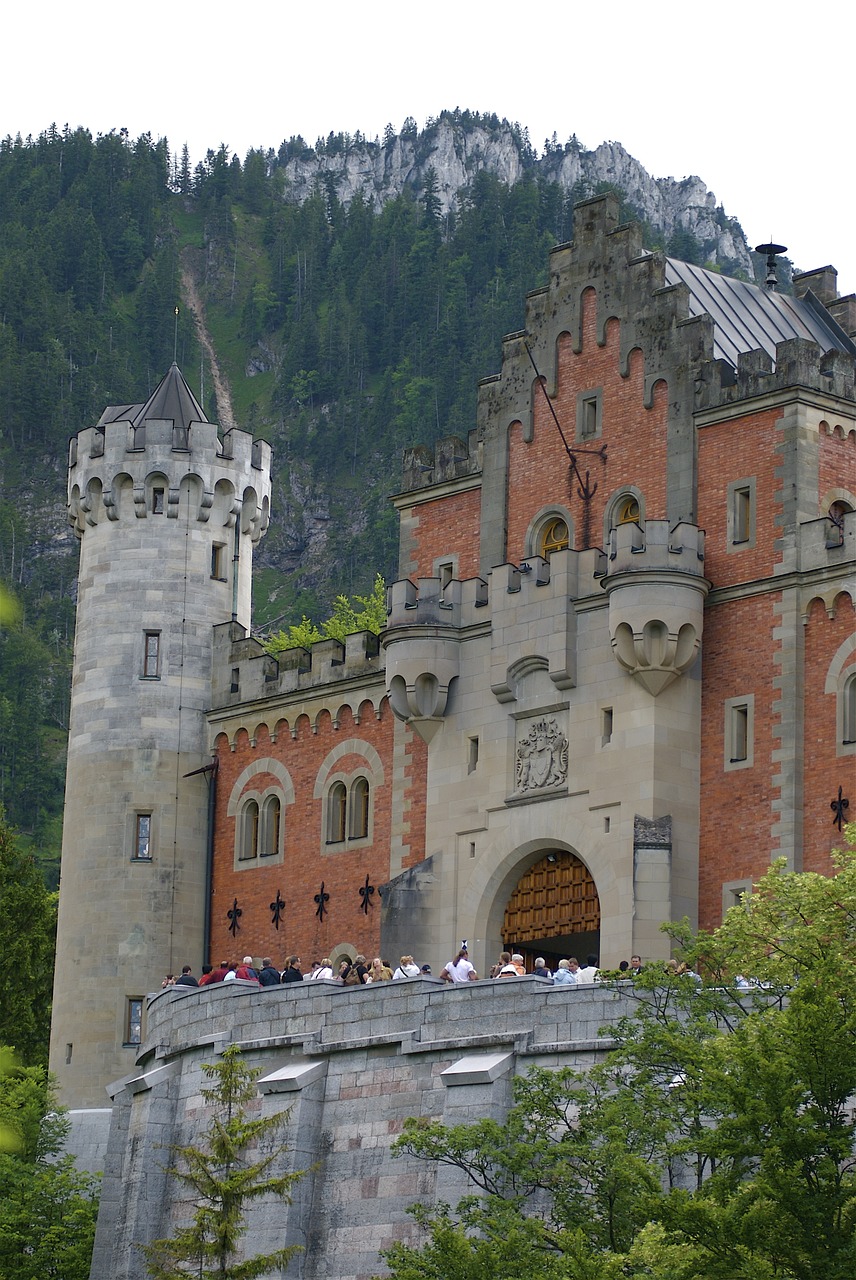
[501,850,600,969]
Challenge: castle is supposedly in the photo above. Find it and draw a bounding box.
[50,193,856,1120]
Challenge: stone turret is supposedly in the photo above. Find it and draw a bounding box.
[49,366,271,1108]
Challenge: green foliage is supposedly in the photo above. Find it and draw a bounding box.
[140,1044,303,1280]
[0,809,56,1064]
[0,1053,99,1280]
[381,827,856,1280]
[266,574,386,652]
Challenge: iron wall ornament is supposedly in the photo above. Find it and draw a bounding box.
[359,874,375,914]
[314,882,330,921]
[831,785,850,831]
[270,890,285,930]
[227,898,242,936]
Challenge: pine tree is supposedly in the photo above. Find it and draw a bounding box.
[141,1044,303,1280]
[0,810,56,1065]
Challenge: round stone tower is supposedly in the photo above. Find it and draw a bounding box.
[49,366,271,1107]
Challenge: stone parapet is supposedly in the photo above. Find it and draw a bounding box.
[89,978,638,1280]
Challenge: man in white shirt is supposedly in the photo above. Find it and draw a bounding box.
[576,953,600,982]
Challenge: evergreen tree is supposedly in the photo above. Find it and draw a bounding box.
[0,809,55,1064]
[141,1044,303,1280]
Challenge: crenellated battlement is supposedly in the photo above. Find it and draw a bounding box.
[697,336,856,409]
[606,518,706,575]
[211,622,384,716]
[399,428,482,494]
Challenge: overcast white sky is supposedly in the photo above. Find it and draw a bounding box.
[4,2,855,291]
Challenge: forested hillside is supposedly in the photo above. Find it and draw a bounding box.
[0,114,761,880]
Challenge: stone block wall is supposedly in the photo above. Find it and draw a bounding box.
[89,977,637,1280]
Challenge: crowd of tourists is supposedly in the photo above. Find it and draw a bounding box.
[160,945,648,989]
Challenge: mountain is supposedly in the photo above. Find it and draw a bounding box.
[0,112,763,872]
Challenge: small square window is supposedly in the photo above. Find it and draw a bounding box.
[126,997,143,1046]
[134,813,152,861]
[576,388,602,441]
[143,632,161,678]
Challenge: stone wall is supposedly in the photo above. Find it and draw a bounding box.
[90,976,638,1280]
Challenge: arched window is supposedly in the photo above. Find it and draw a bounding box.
[327,782,347,845]
[239,800,259,860]
[844,671,856,745]
[617,496,640,524]
[260,795,281,857]
[539,516,570,557]
[349,776,370,840]
[827,500,852,548]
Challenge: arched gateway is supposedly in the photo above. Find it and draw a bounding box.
[502,850,601,969]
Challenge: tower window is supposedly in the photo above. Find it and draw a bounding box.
[617,496,640,525]
[125,998,143,1046]
[211,543,227,580]
[152,487,165,514]
[142,632,161,679]
[468,736,479,774]
[134,814,152,861]
[601,707,613,746]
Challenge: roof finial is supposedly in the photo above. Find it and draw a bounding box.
[173,306,180,363]
[755,241,788,291]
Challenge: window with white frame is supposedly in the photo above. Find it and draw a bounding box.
[843,671,856,746]
[326,776,372,846]
[260,795,281,857]
[238,799,260,860]
[133,813,152,861]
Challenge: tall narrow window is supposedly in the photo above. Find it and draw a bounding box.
[260,796,281,857]
[143,632,160,678]
[349,777,369,840]
[438,562,454,592]
[239,800,259,860]
[601,707,613,746]
[725,696,754,770]
[844,672,856,745]
[576,388,602,440]
[733,488,751,543]
[467,736,479,774]
[126,998,143,1046]
[152,487,165,514]
[211,543,227,580]
[727,478,755,549]
[134,814,152,861]
[327,782,347,844]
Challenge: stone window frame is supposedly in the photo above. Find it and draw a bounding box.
[432,554,458,593]
[142,630,161,679]
[824,635,856,759]
[721,878,753,920]
[604,486,645,545]
[226,757,294,870]
[132,811,153,862]
[727,476,756,551]
[125,997,144,1047]
[314,739,385,856]
[211,542,228,581]
[724,694,754,771]
[576,386,602,441]
[525,504,574,560]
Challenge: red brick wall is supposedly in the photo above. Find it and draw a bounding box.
[818,420,856,503]
[209,698,425,969]
[403,488,482,581]
[698,592,779,930]
[506,297,668,558]
[803,591,856,872]
[697,406,783,588]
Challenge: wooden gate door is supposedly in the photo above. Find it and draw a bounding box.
[502,851,600,948]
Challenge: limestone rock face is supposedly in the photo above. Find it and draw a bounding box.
[277,119,754,276]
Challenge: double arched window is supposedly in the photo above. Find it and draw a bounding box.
[237,795,282,860]
[326,776,370,846]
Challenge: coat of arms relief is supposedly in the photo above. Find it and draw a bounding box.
[515,716,569,792]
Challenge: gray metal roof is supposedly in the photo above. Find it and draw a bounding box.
[97,364,208,429]
[664,258,856,369]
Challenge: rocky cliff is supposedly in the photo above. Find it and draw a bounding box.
[276,113,753,276]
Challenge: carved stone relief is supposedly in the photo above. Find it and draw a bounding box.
[515,716,569,792]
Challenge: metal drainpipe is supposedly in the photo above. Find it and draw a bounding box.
[203,757,218,965]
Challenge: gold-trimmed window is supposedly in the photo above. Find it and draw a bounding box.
[617,496,640,525]
[540,516,570,556]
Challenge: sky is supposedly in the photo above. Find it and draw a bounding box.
[4,2,856,291]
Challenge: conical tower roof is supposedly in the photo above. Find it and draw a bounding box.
[130,363,207,428]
